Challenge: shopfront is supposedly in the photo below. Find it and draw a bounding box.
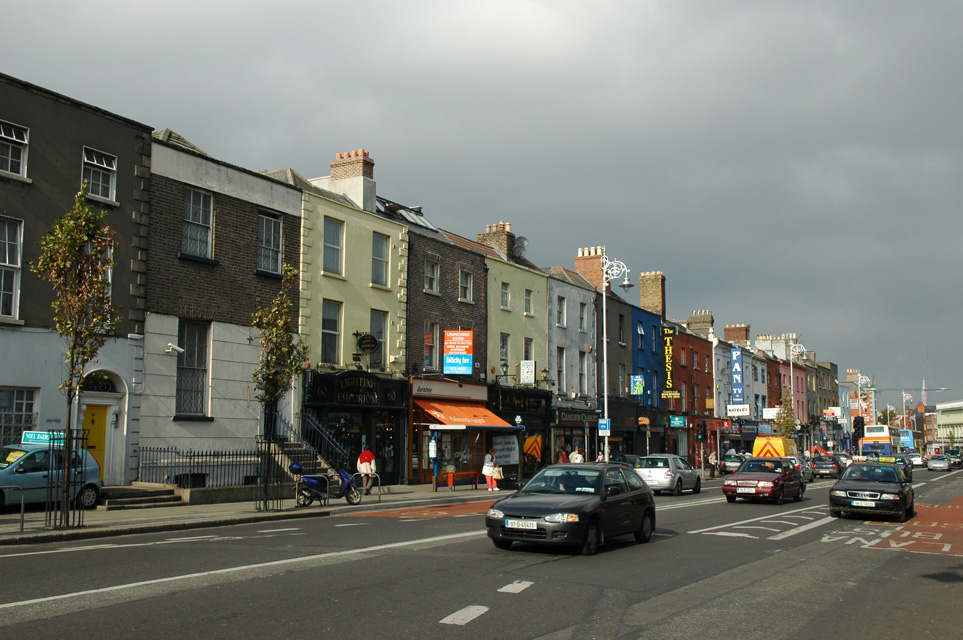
[606,396,639,459]
[488,384,552,477]
[302,369,407,484]
[553,408,599,463]
[409,377,522,485]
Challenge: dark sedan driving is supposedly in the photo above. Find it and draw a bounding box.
[485,463,656,555]
[829,461,915,521]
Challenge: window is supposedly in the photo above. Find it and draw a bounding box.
[82,147,116,201]
[321,300,341,364]
[0,388,36,446]
[0,218,21,318]
[500,282,510,309]
[182,188,213,258]
[618,364,626,397]
[176,321,208,416]
[680,381,687,412]
[580,303,589,332]
[424,321,439,370]
[459,270,472,302]
[706,355,710,371]
[424,260,439,293]
[556,347,566,391]
[761,368,766,383]
[524,289,533,315]
[257,214,282,274]
[499,333,510,364]
[0,120,28,178]
[637,321,645,349]
[556,296,566,326]
[652,327,658,352]
[370,309,387,371]
[618,314,625,344]
[323,217,343,275]
[523,337,533,361]
[694,350,700,370]
[752,365,759,382]
[680,346,686,366]
[579,351,587,395]
[371,232,389,286]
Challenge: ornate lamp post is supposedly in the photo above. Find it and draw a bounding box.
[600,251,633,462]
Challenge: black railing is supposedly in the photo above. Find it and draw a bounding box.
[137,446,261,488]
[299,411,352,470]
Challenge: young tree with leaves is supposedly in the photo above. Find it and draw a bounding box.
[30,188,119,524]
[774,390,797,439]
[251,264,307,439]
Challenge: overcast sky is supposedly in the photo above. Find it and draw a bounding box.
[6,1,961,413]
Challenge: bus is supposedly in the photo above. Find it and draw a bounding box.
[861,424,901,456]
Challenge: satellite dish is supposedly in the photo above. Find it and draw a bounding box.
[512,236,529,257]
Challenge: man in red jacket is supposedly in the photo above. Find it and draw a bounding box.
[357,446,376,495]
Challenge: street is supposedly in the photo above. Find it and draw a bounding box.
[2,468,961,639]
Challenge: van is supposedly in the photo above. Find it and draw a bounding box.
[752,437,798,458]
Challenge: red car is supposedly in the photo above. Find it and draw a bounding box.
[722,457,805,505]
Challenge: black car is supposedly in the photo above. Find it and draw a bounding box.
[811,455,844,479]
[829,462,915,522]
[879,454,913,482]
[485,463,656,555]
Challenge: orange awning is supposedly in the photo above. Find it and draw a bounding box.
[415,399,519,431]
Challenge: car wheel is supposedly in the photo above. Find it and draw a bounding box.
[493,539,513,550]
[725,495,736,503]
[794,485,803,502]
[0,489,5,511]
[908,500,916,518]
[635,511,655,543]
[896,501,908,523]
[579,519,601,555]
[76,485,99,510]
[775,487,785,506]
[692,478,701,494]
[672,480,683,496]
[829,507,841,518]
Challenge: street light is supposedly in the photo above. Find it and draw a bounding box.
[902,391,913,432]
[788,342,806,422]
[601,251,633,462]
[855,373,871,450]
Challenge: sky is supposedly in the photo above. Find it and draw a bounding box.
[5,1,961,413]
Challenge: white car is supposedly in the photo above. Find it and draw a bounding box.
[629,454,701,495]
[907,452,924,467]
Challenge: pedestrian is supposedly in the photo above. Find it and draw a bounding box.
[357,445,376,495]
[482,448,500,491]
[556,448,569,464]
[708,449,718,470]
[569,447,584,464]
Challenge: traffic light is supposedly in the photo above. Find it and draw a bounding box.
[852,416,864,440]
[697,422,706,440]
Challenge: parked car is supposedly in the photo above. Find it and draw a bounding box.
[0,444,102,510]
[787,456,814,482]
[829,461,914,521]
[722,457,805,505]
[629,454,701,495]
[811,455,844,479]
[907,452,924,467]
[720,454,746,474]
[485,463,656,555]
[927,455,951,472]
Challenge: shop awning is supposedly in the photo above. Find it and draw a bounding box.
[415,399,521,431]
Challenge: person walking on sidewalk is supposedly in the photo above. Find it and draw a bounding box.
[569,447,584,464]
[357,445,376,495]
[483,448,500,491]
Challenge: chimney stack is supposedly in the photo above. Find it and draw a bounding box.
[638,271,666,319]
[476,221,517,261]
[687,310,715,337]
[724,323,751,345]
[324,149,376,212]
[574,246,606,291]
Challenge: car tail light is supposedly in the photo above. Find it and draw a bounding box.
[664,470,673,478]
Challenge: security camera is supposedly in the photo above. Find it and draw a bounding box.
[166,343,185,354]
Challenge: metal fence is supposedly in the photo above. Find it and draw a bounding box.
[137,446,261,488]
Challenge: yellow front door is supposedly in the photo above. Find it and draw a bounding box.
[81,404,107,480]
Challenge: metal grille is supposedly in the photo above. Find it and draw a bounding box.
[44,429,89,529]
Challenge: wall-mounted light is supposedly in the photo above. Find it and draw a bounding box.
[166,343,184,354]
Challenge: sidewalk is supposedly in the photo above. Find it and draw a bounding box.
[0,483,496,546]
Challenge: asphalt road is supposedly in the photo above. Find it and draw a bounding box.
[2,468,960,639]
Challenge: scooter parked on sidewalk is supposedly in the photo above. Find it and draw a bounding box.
[288,462,363,506]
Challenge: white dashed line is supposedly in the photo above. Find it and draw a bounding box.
[440,605,489,625]
[498,580,533,593]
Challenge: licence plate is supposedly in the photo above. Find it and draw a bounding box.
[851,500,875,507]
[737,487,756,494]
[505,519,537,530]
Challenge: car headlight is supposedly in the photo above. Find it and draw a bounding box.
[544,513,580,523]
[724,479,737,486]
[757,481,774,488]
[487,508,505,518]
[830,490,847,497]
[880,493,901,500]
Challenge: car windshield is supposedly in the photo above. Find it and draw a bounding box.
[723,455,742,462]
[739,460,783,473]
[638,458,671,469]
[523,468,601,495]
[0,447,28,470]
[813,456,835,463]
[931,455,947,460]
[842,465,899,483]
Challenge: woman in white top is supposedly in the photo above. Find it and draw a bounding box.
[482,449,499,491]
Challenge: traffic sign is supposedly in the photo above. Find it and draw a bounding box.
[599,418,611,437]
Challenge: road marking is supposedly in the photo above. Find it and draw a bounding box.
[688,505,826,534]
[0,530,486,611]
[255,528,301,533]
[498,580,533,593]
[333,523,368,527]
[733,526,780,532]
[767,517,836,540]
[439,605,488,625]
[704,532,757,538]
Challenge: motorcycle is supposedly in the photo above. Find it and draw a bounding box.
[289,462,363,506]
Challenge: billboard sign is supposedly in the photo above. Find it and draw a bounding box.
[443,330,473,375]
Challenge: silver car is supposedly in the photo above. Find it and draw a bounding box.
[927,455,951,471]
[787,456,814,483]
[629,454,701,495]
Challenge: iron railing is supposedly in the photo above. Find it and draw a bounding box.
[298,411,352,470]
[137,446,261,488]
[44,429,90,529]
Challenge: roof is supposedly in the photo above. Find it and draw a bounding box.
[152,128,210,156]
[542,266,596,291]
[440,229,500,259]
[262,167,357,208]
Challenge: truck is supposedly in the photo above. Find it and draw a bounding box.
[752,437,799,458]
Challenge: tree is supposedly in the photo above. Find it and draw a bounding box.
[251,264,307,439]
[878,407,898,425]
[30,188,119,524]
[774,390,796,438]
